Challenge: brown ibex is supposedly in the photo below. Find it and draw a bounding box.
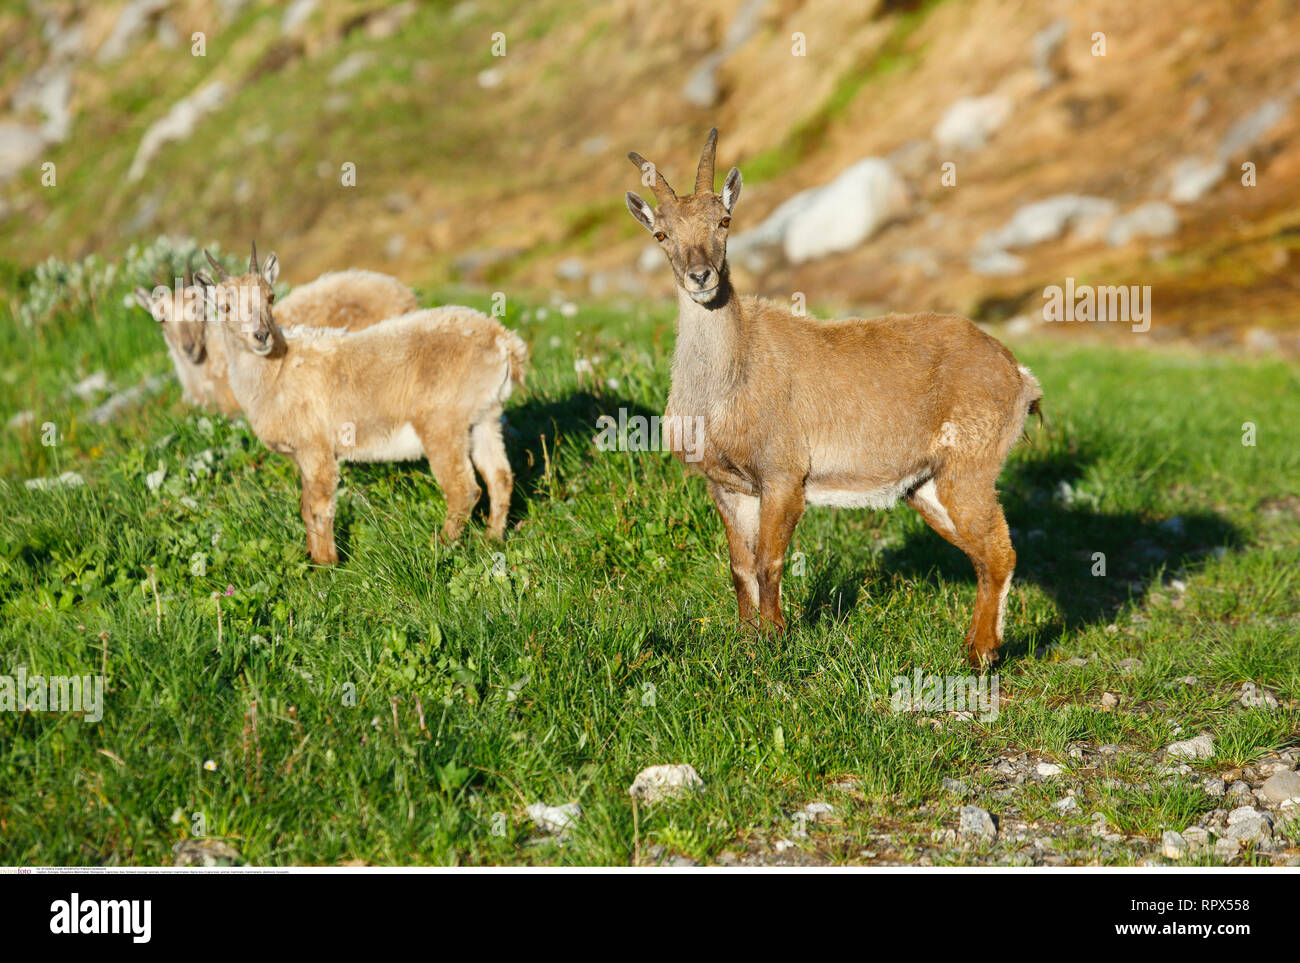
[625,129,1042,667]
[196,244,526,564]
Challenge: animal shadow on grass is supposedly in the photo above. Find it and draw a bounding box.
[799,443,1241,664]
[505,391,661,518]
[315,392,656,562]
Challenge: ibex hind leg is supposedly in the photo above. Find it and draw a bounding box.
[906,469,1014,669]
[416,418,481,545]
[469,413,513,540]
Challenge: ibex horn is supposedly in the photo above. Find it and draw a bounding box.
[695,127,718,195]
[204,249,229,280]
[249,240,259,274]
[627,151,676,203]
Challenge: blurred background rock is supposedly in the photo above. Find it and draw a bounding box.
[1,0,1296,352]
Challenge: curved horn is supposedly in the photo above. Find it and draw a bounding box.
[204,249,229,281]
[184,253,194,288]
[249,240,259,274]
[627,151,676,203]
[695,127,718,195]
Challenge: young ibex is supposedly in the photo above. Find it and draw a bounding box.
[135,259,417,417]
[625,130,1042,667]
[133,258,241,415]
[196,244,527,563]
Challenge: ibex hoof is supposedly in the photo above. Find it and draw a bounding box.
[967,646,999,671]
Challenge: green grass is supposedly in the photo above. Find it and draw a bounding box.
[0,261,1297,866]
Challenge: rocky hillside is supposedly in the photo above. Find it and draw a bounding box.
[2,0,1298,350]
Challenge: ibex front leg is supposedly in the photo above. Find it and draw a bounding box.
[297,450,340,565]
[709,482,760,630]
[755,477,805,632]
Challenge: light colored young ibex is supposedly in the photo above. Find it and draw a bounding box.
[133,258,241,415]
[196,244,527,564]
[134,259,417,417]
[625,129,1042,667]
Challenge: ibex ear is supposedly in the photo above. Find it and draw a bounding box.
[193,271,217,310]
[261,252,279,286]
[722,167,742,213]
[133,286,159,318]
[625,191,655,232]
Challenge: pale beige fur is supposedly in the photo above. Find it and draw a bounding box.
[136,264,417,417]
[196,246,527,563]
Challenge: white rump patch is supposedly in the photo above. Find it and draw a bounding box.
[805,471,928,511]
[341,423,426,463]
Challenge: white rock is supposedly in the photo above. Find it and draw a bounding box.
[476,68,503,89]
[979,194,1118,250]
[1166,733,1214,760]
[1218,98,1288,160]
[555,257,587,282]
[1168,157,1227,203]
[958,805,997,841]
[13,67,74,144]
[637,244,665,273]
[1036,762,1064,777]
[933,94,1013,152]
[1224,806,1272,843]
[1161,830,1187,860]
[801,802,834,820]
[145,464,167,492]
[1182,826,1209,848]
[1239,682,1280,709]
[97,0,169,63]
[128,82,228,182]
[24,471,85,491]
[69,371,110,400]
[1104,202,1179,246]
[281,0,319,34]
[629,764,705,803]
[1213,836,1240,859]
[783,159,909,264]
[1032,19,1070,89]
[727,186,822,270]
[1261,771,1300,805]
[681,0,767,107]
[969,249,1025,276]
[0,123,46,183]
[1053,796,1079,812]
[526,801,581,837]
[329,52,376,86]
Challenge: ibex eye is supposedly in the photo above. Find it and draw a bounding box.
[719,217,730,229]
[654,232,667,242]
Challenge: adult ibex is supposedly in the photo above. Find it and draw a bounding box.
[625,129,1042,667]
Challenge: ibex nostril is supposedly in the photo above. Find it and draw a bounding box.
[688,269,713,286]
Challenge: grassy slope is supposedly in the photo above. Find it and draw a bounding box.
[0,272,1296,866]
